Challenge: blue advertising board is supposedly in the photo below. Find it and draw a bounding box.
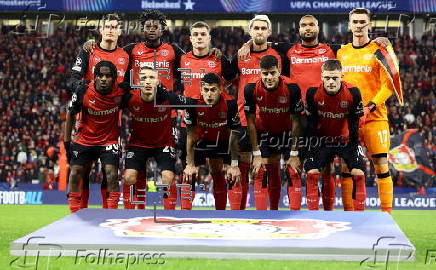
[1,184,436,209]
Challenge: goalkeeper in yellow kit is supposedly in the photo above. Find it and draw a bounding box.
[337,8,403,213]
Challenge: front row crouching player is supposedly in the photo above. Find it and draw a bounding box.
[66,61,126,212]
[183,73,241,210]
[244,55,303,210]
[304,59,366,211]
[122,66,197,209]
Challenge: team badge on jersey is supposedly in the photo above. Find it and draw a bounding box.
[294,50,301,54]
[133,106,140,111]
[208,61,216,68]
[278,96,287,104]
[161,49,169,56]
[118,58,125,64]
[318,48,327,54]
[94,57,101,62]
[256,96,263,102]
[340,101,349,108]
[100,217,351,240]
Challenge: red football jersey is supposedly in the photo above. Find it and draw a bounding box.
[124,42,184,91]
[184,95,240,142]
[306,82,363,143]
[244,76,303,134]
[74,84,124,146]
[127,90,175,148]
[273,43,336,102]
[232,48,283,126]
[179,52,235,98]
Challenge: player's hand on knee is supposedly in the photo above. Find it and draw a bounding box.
[252,155,264,175]
[286,156,301,173]
[83,39,96,53]
[226,166,241,185]
[183,164,198,183]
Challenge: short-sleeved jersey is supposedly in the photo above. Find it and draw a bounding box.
[124,42,184,91]
[184,95,240,142]
[71,45,129,84]
[74,84,124,146]
[305,82,363,143]
[179,52,235,98]
[273,42,337,102]
[244,76,303,134]
[337,42,394,122]
[231,48,285,126]
[126,87,195,148]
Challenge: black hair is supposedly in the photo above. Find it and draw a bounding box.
[94,61,117,80]
[201,72,221,85]
[139,9,167,28]
[260,55,278,69]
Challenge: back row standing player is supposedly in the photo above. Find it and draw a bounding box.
[238,13,390,211]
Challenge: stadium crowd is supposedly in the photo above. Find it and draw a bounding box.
[0,25,434,188]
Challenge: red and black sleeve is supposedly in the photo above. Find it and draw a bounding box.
[227,99,241,130]
[67,49,89,96]
[348,86,364,143]
[184,106,197,127]
[122,43,136,85]
[221,55,237,82]
[305,87,318,138]
[243,83,256,114]
[287,83,304,114]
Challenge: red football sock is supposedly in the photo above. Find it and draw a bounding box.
[212,172,227,210]
[163,183,177,210]
[239,162,250,210]
[181,175,195,210]
[353,175,366,211]
[68,192,82,213]
[123,184,135,209]
[322,173,336,211]
[254,167,268,210]
[101,171,108,208]
[107,192,120,209]
[135,176,147,210]
[287,168,302,210]
[228,182,242,210]
[306,172,320,210]
[265,163,281,210]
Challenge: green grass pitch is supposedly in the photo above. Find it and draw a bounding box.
[1,205,436,270]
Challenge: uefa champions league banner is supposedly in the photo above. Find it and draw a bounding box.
[1,185,436,209]
[0,0,433,12]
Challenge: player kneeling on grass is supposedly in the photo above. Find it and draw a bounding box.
[122,66,196,210]
[244,55,303,210]
[183,73,241,210]
[304,59,366,211]
[66,61,127,212]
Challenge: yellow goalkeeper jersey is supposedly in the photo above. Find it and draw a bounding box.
[337,41,403,122]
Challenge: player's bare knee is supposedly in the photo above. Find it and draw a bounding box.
[350,168,364,176]
[161,170,175,185]
[308,169,320,174]
[209,159,223,174]
[124,170,137,185]
[240,152,251,163]
[341,163,350,173]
